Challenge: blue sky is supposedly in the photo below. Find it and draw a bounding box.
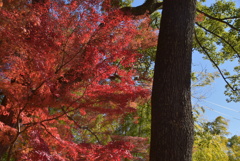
[132,0,240,136]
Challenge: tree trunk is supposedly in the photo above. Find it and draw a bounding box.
[150,0,196,160]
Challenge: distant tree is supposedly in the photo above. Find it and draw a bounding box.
[193,115,229,161]
[202,116,230,136]
[193,131,229,161]
[228,135,240,161]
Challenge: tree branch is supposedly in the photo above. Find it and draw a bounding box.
[120,0,163,16]
[196,9,240,32]
[220,16,240,20]
[61,108,101,144]
[196,22,240,59]
[41,123,59,141]
[194,30,237,92]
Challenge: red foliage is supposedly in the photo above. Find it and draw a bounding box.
[195,13,205,22]
[0,0,156,160]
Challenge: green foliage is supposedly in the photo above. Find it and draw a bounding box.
[202,116,230,136]
[191,71,219,87]
[114,102,151,159]
[119,0,134,7]
[192,111,239,161]
[1,153,15,161]
[150,12,161,29]
[193,134,229,161]
[228,135,240,161]
[194,0,240,102]
[70,113,120,145]
[115,0,240,159]
[135,46,156,81]
[109,0,133,8]
[115,102,151,138]
[133,0,240,102]
[114,100,240,160]
[192,109,240,161]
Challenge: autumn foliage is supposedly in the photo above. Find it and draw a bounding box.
[0,0,156,160]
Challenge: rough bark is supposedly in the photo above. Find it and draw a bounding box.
[150,0,196,160]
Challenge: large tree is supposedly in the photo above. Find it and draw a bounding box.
[120,0,196,159]
[121,0,239,160]
[150,0,196,160]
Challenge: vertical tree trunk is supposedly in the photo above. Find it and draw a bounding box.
[150,0,196,160]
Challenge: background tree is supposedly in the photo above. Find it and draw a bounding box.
[228,135,240,161]
[193,116,230,161]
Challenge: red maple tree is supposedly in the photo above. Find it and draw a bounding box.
[0,0,156,160]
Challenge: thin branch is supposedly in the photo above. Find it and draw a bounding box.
[55,14,81,74]
[32,81,46,93]
[196,22,240,59]
[40,123,59,141]
[220,16,240,20]
[22,62,112,133]
[226,76,240,79]
[62,108,101,144]
[55,28,79,74]
[22,78,92,127]
[194,29,236,92]
[197,9,240,32]
[55,46,86,74]
[55,21,100,74]
[20,123,36,133]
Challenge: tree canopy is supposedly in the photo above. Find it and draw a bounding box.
[0,0,156,160]
[0,0,239,160]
